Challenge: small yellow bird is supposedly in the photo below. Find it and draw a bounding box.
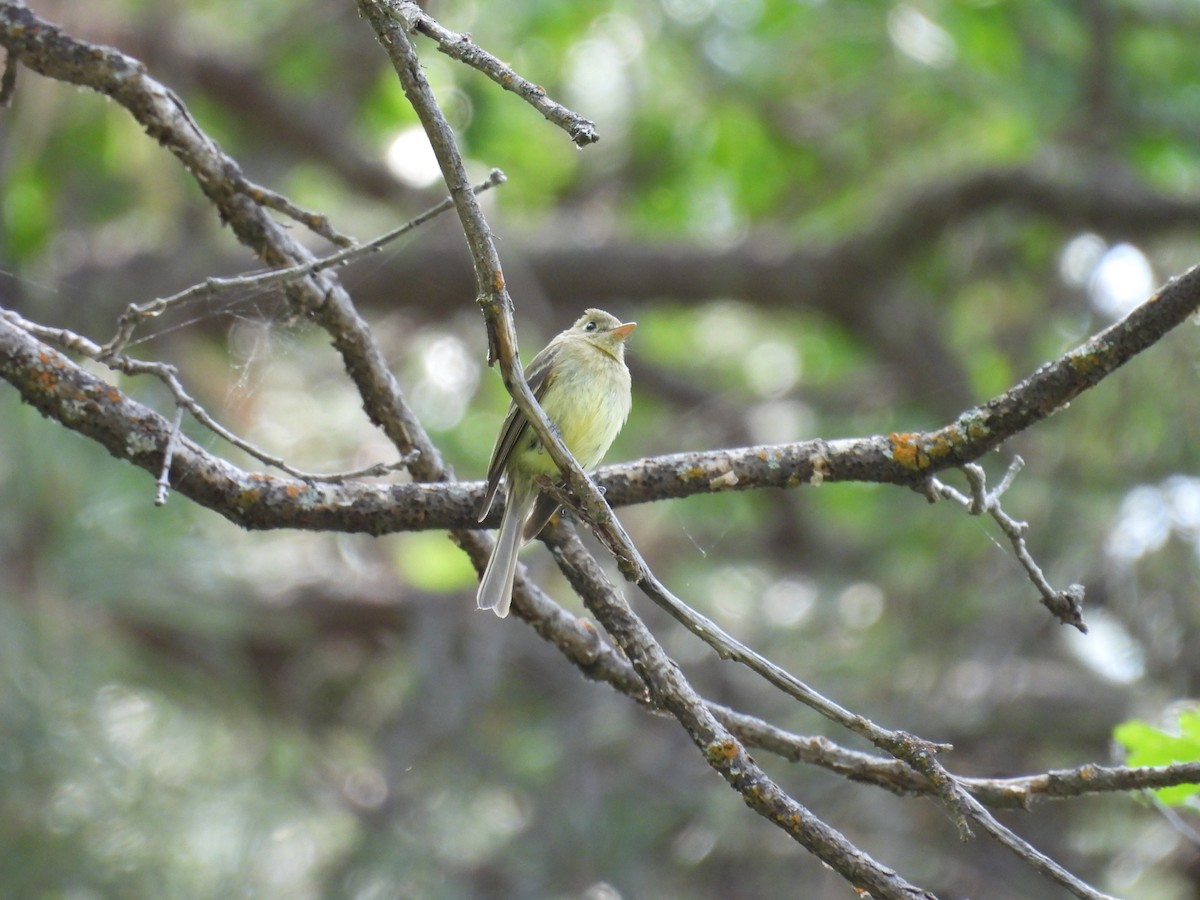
[476,309,636,617]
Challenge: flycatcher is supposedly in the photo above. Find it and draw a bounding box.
[476,309,636,617]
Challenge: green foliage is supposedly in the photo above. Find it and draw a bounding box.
[1114,710,1200,806]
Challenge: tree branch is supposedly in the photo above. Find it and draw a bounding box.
[928,460,1086,630]
[549,524,937,899]
[101,169,506,358]
[718,705,1200,807]
[0,1,438,470]
[389,0,599,147]
[354,4,944,891]
[6,252,1198,532]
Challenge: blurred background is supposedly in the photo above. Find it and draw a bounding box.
[2,1,1200,897]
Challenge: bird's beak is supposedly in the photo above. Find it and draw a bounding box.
[612,321,637,341]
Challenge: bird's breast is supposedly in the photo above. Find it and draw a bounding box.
[533,353,631,471]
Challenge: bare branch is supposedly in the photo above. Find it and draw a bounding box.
[3,7,1194,894]
[154,404,185,506]
[101,169,506,358]
[366,3,937,851]
[537,477,979,838]
[16,299,1196,819]
[719,707,1200,807]
[8,252,1200,533]
[597,262,1200,507]
[388,0,599,147]
[548,507,1125,898]
[989,762,1200,807]
[0,314,445,527]
[355,0,521,353]
[548,524,937,899]
[0,2,439,469]
[929,461,1088,630]
[960,794,1117,900]
[6,309,409,484]
[232,175,356,247]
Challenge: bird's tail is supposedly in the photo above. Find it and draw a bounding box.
[476,482,532,618]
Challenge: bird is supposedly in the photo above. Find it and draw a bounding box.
[476,309,636,617]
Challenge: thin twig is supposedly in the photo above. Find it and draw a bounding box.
[548,474,1125,895]
[929,460,1088,630]
[100,169,506,358]
[233,175,356,247]
[0,2,441,466]
[536,477,975,837]
[4,309,411,484]
[388,0,599,147]
[718,707,1200,807]
[960,792,1117,900]
[155,404,185,506]
[549,524,938,899]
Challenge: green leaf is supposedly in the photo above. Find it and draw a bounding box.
[1114,709,1200,805]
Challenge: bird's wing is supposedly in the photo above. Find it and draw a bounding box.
[477,347,557,521]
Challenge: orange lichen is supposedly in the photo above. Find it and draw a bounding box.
[888,432,927,470]
[753,447,784,470]
[891,424,979,471]
[31,351,62,392]
[705,739,740,764]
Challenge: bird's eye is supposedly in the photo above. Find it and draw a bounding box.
[584,320,598,332]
